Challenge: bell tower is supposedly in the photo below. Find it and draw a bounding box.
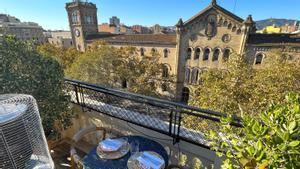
[66,0,98,51]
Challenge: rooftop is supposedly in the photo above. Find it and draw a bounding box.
[86,34,177,46]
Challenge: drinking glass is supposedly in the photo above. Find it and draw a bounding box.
[130,141,140,156]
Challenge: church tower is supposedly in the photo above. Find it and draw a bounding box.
[66,0,98,51]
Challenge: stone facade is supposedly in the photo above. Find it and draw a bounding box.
[0,14,45,44]
[66,0,300,103]
[66,0,98,51]
[46,31,73,48]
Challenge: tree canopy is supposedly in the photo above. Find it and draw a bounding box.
[37,44,80,70]
[0,36,74,139]
[190,50,300,116]
[67,41,172,97]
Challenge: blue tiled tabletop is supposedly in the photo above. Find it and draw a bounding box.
[83,136,169,169]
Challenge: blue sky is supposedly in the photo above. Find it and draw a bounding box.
[0,0,299,30]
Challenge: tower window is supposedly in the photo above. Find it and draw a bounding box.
[161,83,168,92]
[212,49,220,61]
[181,87,190,104]
[187,48,192,59]
[162,64,169,78]
[122,79,127,88]
[185,68,191,83]
[255,54,264,65]
[194,48,201,60]
[163,49,169,58]
[191,68,199,84]
[203,48,210,61]
[151,48,157,56]
[72,11,79,24]
[223,49,231,62]
[140,48,145,56]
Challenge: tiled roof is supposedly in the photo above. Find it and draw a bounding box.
[247,33,300,47]
[86,34,177,46]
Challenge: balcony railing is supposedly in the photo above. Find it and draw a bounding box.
[64,79,242,149]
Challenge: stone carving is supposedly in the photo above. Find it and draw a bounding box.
[222,34,231,43]
[205,14,217,39]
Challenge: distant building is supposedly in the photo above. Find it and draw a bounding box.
[0,14,45,44]
[131,25,151,34]
[281,21,300,33]
[98,23,133,34]
[257,25,281,34]
[66,0,300,103]
[109,16,120,27]
[47,31,73,48]
[152,24,163,34]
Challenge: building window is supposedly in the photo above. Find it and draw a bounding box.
[185,68,191,83]
[140,48,145,56]
[223,49,230,61]
[72,11,79,24]
[232,26,237,32]
[203,48,210,61]
[255,54,264,65]
[181,87,190,104]
[223,21,228,26]
[191,68,199,84]
[228,23,232,29]
[236,29,242,35]
[187,48,192,59]
[151,48,157,56]
[163,49,169,58]
[122,79,127,88]
[194,48,201,60]
[162,64,169,78]
[161,83,168,92]
[212,49,220,61]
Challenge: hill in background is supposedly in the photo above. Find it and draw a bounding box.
[256,18,299,30]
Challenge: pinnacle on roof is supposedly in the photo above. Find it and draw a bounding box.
[176,18,184,28]
[211,0,217,6]
[244,15,254,25]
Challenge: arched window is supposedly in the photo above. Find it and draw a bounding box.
[223,49,230,61]
[151,48,157,56]
[181,87,190,104]
[228,23,232,29]
[140,48,145,56]
[232,26,237,32]
[212,49,220,61]
[161,83,168,92]
[255,54,264,65]
[194,48,201,60]
[187,48,192,59]
[203,48,210,61]
[162,64,169,78]
[218,18,224,25]
[72,11,79,24]
[236,29,242,35]
[122,79,127,88]
[223,21,228,27]
[163,49,169,58]
[191,68,199,84]
[185,68,191,83]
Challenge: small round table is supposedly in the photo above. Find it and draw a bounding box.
[83,136,169,169]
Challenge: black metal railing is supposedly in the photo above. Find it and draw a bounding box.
[64,79,242,149]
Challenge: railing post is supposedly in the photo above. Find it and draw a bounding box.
[74,84,80,105]
[169,110,174,136]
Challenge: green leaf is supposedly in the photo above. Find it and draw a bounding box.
[289,141,300,147]
[257,140,263,151]
[288,121,297,133]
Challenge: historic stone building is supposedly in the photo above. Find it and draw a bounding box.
[66,0,300,103]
